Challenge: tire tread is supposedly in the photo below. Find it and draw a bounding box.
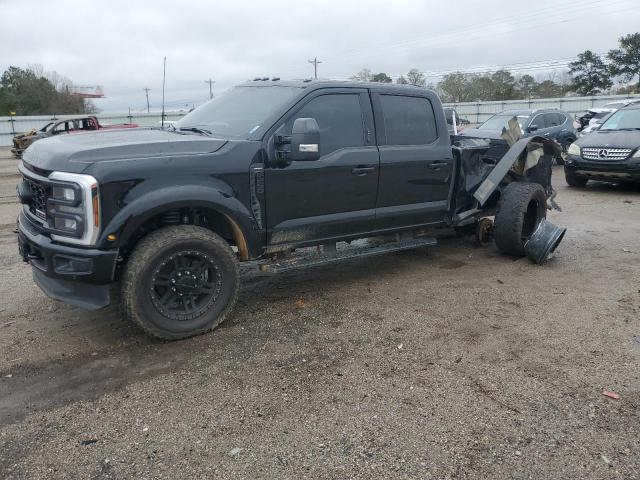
[120,225,239,340]
[494,182,547,256]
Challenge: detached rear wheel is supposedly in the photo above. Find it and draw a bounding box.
[494,182,547,256]
[121,225,239,340]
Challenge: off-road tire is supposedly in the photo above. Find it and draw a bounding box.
[121,225,240,340]
[564,168,588,188]
[494,182,547,256]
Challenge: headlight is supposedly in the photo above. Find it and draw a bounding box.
[633,149,640,158]
[48,172,100,246]
[53,216,79,233]
[567,143,581,156]
[52,185,77,202]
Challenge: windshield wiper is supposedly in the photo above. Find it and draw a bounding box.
[174,126,213,136]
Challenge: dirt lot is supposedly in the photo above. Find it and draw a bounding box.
[0,147,638,479]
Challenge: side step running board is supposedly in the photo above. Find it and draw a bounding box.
[259,236,437,274]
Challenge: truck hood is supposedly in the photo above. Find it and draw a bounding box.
[576,129,640,149]
[22,128,228,173]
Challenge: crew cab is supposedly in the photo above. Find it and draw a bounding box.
[565,102,640,186]
[16,80,561,339]
[11,116,138,157]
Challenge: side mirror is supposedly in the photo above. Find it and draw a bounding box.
[528,124,538,132]
[290,118,320,161]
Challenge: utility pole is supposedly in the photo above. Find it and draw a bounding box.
[161,57,166,128]
[308,57,322,79]
[143,87,151,112]
[205,79,215,99]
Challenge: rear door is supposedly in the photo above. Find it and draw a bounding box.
[371,91,453,230]
[544,112,564,140]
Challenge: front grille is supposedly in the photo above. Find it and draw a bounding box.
[24,177,50,219]
[582,147,632,161]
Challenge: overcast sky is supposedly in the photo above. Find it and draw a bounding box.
[1,0,638,112]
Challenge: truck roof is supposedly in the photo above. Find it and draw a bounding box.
[238,78,433,93]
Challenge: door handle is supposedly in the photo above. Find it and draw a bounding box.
[428,161,449,170]
[351,166,376,175]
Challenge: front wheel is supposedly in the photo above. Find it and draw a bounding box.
[121,225,240,340]
[564,168,588,188]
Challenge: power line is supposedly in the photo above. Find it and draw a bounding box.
[204,78,215,99]
[308,57,322,79]
[275,0,630,79]
[326,0,629,64]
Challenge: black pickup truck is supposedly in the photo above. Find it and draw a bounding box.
[16,80,561,339]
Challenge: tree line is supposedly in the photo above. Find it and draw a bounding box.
[351,33,640,103]
[0,65,97,116]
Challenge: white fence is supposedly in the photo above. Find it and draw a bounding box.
[0,112,187,147]
[3,93,640,146]
[443,93,640,124]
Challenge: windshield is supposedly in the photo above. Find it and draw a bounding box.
[174,85,302,139]
[600,108,640,131]
[479,114,530,131]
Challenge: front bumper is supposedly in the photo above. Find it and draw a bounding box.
[564,154,640,182]
[17,211,118,310]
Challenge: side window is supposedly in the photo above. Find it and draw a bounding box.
[380,95,437,145]
[283,94,364,156]
[531,114,546,129]
[546,113,562,127]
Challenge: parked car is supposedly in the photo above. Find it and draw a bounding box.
[11,116,138,157]
[578,109,614,137]
[565,102,640,186]
[16,80,561,339]
[577,99,640,137]
[461,108,577,159]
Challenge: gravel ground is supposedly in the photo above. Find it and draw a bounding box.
[0,147,638,479]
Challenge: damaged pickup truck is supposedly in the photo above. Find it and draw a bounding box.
[16,80,566,339]
[11,116,138,158]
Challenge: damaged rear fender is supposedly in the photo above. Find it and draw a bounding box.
[473,136,560,207]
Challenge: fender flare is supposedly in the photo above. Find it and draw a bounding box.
[99,185,261,260]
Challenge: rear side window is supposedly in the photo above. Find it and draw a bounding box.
[546,113,564,127]
[283,93,364,156]
[380,95,437,145]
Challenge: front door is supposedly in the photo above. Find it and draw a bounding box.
[265,89,379,246]
[371,92,453,230]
